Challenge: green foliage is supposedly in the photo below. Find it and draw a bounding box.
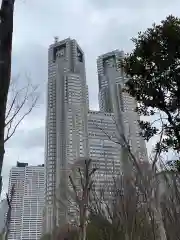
[56,226,78,240]
[167,159,180,172]
[86,210,155,240]
[123,15,180,152]
[173,160,180,172]
[87,214,116,240]
[40,225,79,240]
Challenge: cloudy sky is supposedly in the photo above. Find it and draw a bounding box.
[1,0,180,195]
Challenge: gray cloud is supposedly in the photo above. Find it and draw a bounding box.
[1,0,180,196]
[6,127,44,150]
[88,0,180,10]
[2,146,44,197]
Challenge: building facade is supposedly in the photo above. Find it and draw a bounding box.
[8,162,44,240]
[97,50,148,163]
[44,39,148,232]
[88,110,121,196]
[45,38,89,232]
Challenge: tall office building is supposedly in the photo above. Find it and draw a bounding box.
[97,50,148,162]
[8,162,44,240]
[45,38,89,232]
[45,39,148,232]
[97,50,125,113]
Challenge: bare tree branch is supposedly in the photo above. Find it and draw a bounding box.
[68,158,97,240]
[4,76,39,143]
[92,112,170,240]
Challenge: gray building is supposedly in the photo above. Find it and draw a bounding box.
[97,50,125,113]
[97,50,148,162]
[88,110,121,195]
[8,163,44,240]
[45,38,89,232]
[44,39,148,232]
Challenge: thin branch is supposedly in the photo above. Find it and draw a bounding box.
[78,167,85,191]
[69,175,80,204]
[5,83,30,127]
[152,129,164,171]
[152,112,165,171]
[4,96,38,142]
[5,90,19,121]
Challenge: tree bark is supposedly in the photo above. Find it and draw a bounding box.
[0,0,15,194]
[79,204,87,240]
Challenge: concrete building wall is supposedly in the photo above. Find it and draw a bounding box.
[88,110,121,196]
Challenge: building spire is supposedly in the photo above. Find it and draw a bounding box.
[54,36,59,43]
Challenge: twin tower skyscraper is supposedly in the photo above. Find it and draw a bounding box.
[44,38,147,232]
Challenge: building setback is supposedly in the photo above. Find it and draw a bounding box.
[88,110,121,195]
[44,38,148,232]
[8,163,44,240]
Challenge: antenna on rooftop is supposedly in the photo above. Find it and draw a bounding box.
[54,36,59,43]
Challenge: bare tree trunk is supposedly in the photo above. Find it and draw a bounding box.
[78,187,89,240]
[68,158,97,240]
[152,207,167,240]
[79,207,87,240]
[0,0,15,194]
[150,183,167,240]
[4,184,15,240]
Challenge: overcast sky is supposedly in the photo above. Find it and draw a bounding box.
[1,0,180,195]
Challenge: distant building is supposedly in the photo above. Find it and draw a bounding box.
[8,162,44,240]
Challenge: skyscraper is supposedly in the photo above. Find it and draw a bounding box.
[97,50,125,113]
[44,39,148,232]
[8,162,44,240]
[97,50,148,162]
[45,38,89,232]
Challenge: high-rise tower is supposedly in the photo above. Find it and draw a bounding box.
[97,50,125,113]
[8,163,44,240]
[45,38,89,232]
[97,50,148,163]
